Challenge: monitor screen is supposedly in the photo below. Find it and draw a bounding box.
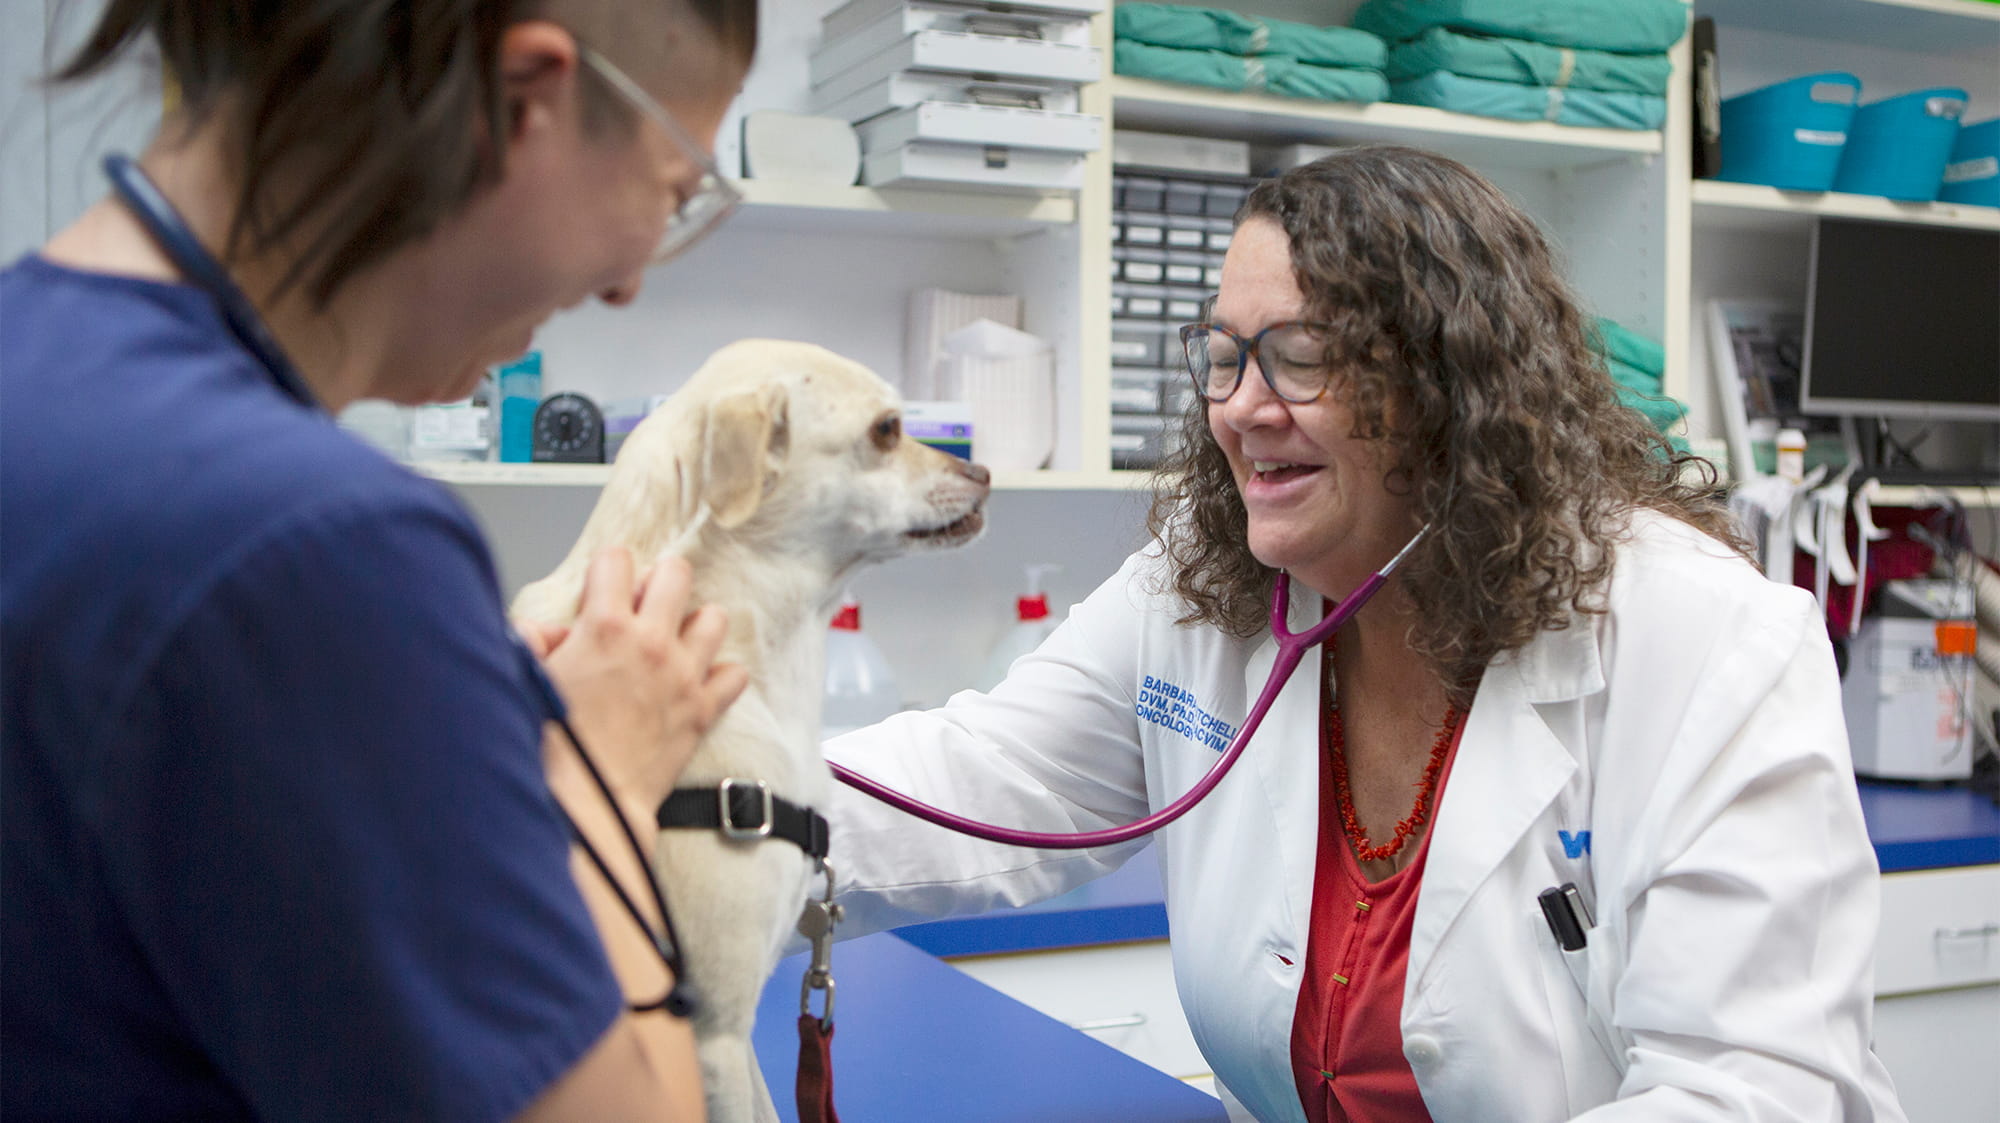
[1800,218,2000,421]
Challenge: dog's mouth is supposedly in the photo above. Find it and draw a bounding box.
[905,507,986,545]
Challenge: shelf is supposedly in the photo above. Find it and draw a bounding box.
[1692,179,2000,234]
[1873,484,2000,508]
[1108,76,1661,172]
[413,462,612,487]
[414,461,1151,492]
[726,177,1076,239]
[1696,0,2000,55]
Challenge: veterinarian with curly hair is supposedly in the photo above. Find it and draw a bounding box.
[1,2,759,1118]
[823,147,1905,1122]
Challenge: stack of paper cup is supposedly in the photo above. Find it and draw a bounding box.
[941,319,1054,472]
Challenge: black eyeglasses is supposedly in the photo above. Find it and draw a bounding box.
[1180,321,1340,404]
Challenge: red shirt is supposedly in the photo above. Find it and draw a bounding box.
[1290,654,1467,1123]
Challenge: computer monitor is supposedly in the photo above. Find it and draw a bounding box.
[1799,218,2000,422]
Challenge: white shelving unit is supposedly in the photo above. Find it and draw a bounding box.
[1684,0,2000,502]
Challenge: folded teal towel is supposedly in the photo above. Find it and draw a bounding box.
[1593,318,1666,377]
[1386,28,1672,96]
[1389,71,1665,130]
[1114,40,1390,103]
[1607,357,1658,395]
[1116,3,1388,70]
[1616,382,1688,434]
[1354,0,1688,54]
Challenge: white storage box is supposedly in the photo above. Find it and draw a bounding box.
[1112,130,1252,176]
[863,140,1085,191]
[814,70,1080,124]
[820,0,1095,51]
[812,25,1101,90]
[854,101,1102,155]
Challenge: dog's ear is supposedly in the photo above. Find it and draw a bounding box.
[701,381,790,528]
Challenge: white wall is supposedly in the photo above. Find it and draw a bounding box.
[1,0,159,264]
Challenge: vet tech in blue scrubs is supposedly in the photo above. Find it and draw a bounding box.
[2,2,756,1118]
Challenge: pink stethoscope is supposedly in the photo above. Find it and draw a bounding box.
[829,525,1432,849]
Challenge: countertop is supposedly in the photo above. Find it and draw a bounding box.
[749,929,1227,1123]
[1857,780,2000,872]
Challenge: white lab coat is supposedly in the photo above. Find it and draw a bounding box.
[823,513,1905,1122]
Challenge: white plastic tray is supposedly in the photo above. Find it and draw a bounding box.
[812,28,1102,89]
[821,0,1097,49]
[814,69,1080,123]
[863,140,1086,191]
[855,102,1102,154]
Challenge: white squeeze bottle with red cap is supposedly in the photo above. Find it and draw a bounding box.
[975,565,1062,692]
[821,596,900,740]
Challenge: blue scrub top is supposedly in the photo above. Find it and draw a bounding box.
[0,255,623,1120]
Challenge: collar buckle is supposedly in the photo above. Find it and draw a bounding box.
[718,777,774,840]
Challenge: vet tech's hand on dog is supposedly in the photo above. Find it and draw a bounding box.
[536,547,750,813]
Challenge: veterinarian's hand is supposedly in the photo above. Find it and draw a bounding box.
[541,547,749,815]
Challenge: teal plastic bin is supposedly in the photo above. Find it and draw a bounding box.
[1832,87,1967,201]
[1715,73,1862,192]
[1939,117,1999,207]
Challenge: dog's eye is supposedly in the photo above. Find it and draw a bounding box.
[871,415,901,451]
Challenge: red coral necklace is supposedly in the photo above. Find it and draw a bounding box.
[1326,690,1462,864]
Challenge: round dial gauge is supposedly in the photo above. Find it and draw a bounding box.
[531,392,605,463]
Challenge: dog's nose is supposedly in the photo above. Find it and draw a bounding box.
[958,461,992,486]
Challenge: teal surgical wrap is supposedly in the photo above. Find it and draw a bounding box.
[1607,357,1662,397]
[1616,383,1689,433]
[1353,0,1689,54]
[1388,71,1665,130]
[1385,28,1672,96]
[1114,40,1389,104]
[1593,318,1666,377]
[1116,3,1388,70]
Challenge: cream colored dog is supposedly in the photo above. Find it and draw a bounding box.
[513,339,989,1122]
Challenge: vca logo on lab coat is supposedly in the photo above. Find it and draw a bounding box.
[1559,830,1592,858]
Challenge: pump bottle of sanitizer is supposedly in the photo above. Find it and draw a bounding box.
[822,597,900,740]
[975,565,1063,693]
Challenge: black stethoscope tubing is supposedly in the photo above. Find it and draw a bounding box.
[104,152,697,1017]
[102,154,320,410]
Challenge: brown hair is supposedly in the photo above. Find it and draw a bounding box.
[56,0,757,308]
[1147,145,1745,698]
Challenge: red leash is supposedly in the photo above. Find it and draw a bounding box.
[795,860,842,1123]
[796,1014,839,1123]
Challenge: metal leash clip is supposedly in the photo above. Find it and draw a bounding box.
[797,858,842,1031]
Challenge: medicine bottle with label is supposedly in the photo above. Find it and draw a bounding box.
[1776,427,1807,483]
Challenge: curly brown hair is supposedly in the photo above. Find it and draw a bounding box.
[1146,145,1744,698]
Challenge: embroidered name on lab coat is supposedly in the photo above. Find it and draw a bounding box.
[1136,675,1238,751]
